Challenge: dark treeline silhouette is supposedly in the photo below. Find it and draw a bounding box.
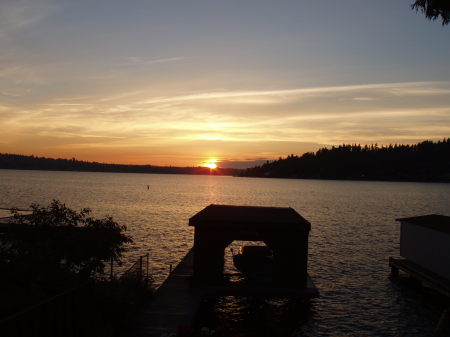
[242,139,450,182]
[411,0,450,25]
[0,153,241,176]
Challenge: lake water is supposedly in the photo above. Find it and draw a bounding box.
[1,169,449,336]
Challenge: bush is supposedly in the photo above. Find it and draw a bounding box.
[2,200,132,283]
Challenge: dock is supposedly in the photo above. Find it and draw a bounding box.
[132,249,204,337]
[132,205,319,336]
[389,257,450,298]
[389,257,450,333]
[132,248,319,336]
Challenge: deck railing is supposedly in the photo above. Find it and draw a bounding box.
[0,253,153,337]
[119,253,153,286]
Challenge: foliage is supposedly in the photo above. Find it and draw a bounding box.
[2,200,132,283]
[411,0,450,25]
[12,199,91,227]
[241,139,450,182]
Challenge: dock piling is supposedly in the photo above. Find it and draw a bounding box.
[389,257,450,334]
[146,253,149,284]
[435,307,450,334]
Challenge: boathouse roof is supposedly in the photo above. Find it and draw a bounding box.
[189,204,311,231]
[396,214,450,235]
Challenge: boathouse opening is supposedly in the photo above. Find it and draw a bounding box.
[188,204,311,287]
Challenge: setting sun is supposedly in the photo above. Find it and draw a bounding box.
[202,159,218,169]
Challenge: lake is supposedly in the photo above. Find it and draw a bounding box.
[1,169,449,336]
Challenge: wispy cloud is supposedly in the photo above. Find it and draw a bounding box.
[126,56,186,66]
[1,80,450,165]
[0,90,24,97]
[98,90,145,102]
[353,97,374,101]
[0,0,56,35]
[136,81,450,106]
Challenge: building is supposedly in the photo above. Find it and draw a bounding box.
[396,214,450,281]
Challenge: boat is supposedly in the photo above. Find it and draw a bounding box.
[232,245,273,281]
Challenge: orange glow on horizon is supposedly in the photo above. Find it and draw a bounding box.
[202,158,218,169]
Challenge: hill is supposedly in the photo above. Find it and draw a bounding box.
[241,139,450,182]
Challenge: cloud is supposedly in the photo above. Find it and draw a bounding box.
[1,80,450,165]
[125,56,186,66]
[0,90,23,97]
[136,81,450,106]
[0,0,56,35]
[218,159,271,169]
[353,97,374,101]
[98,90,145,102]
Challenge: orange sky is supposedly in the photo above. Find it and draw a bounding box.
[1,1,450,168]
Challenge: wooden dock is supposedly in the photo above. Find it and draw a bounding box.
[131,249,204,337]
[389,257,450,334]
[389,257,450,298]
[131,248,319,336]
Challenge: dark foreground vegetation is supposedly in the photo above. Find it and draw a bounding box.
[0,153,241,176]
[242,139,450,182]
[411,0,450,25]
[0,200,151,337]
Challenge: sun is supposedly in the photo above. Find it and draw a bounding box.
[202,158,218,169]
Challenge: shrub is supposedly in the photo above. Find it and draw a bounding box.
[3,200,132,282]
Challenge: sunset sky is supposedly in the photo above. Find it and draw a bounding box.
[1,0,449,168]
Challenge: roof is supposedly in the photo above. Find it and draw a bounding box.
[396,214,450,235]
[189,204,311,231]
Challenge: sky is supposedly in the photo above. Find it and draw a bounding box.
[1,0,449,168]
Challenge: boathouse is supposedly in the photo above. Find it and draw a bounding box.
[132,205,317,336]
[189,204,311,286]
[396,214,450,280]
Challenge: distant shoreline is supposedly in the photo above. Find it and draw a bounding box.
[1,167,449,184]
[0,166,240,177]
[2,138,450,183]
[0,153,242,177]
[240,139,450,183]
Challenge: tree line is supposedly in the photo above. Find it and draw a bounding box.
[241,139,450,182]
[0,153,241,176]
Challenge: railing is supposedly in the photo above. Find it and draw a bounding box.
[0,207,31,222]
[0,253,153,337]
[119,253,153,286]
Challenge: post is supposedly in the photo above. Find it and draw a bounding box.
[389,257,399,278]
[435,307,450,334]
[146,253,149,285]
[139,256,143,282]
[390,266,399,278]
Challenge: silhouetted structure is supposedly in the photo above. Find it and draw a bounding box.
[132,206,317,337]
[189,204,311,286]
[390,214,450,334]
[397,214,450,280]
